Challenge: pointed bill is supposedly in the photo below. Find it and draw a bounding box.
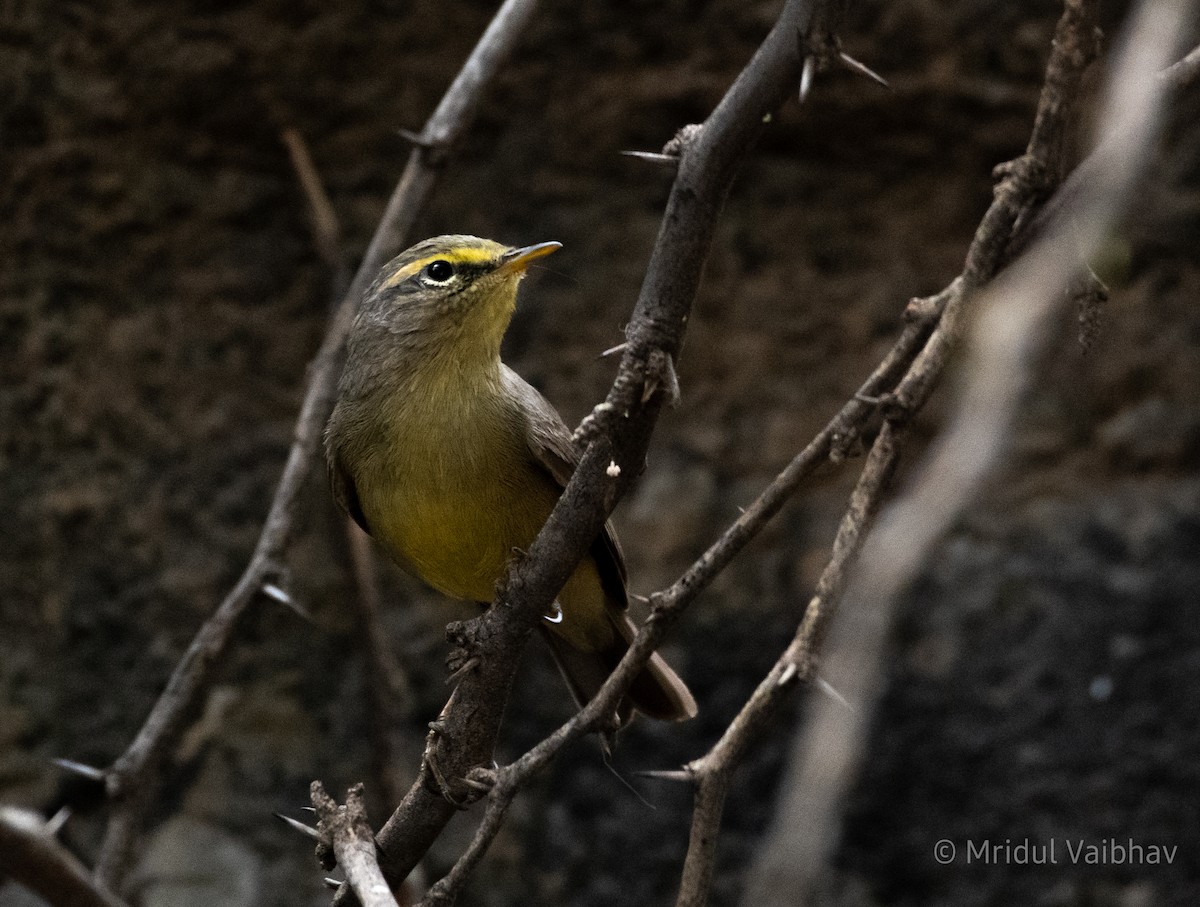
[499,241,561,272]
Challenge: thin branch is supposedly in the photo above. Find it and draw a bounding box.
[0,806,129,907]
[91,0,545,890]
[312,784,400,907]
[421,284,932,881]
[680,423,899,907]
[282,126,343,271]
[287,111,411,817]
[742,1,1188,903]
[348,519,414,813]
[361,0,827,900]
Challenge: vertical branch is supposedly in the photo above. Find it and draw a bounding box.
[347,521,413,813]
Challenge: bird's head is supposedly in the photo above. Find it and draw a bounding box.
[356,234,560,364]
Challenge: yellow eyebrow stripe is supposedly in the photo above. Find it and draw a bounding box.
[380,248,498,289]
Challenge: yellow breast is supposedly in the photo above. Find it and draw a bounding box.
[355,389,552,602]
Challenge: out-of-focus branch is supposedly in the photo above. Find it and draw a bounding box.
[1160,42,1200,88]
[282,126,344,274]
[360,1,827,902]
[0,806,128,907]
[348,520,413,814]
[312,784,400,907]
[285,117,414,818]
[742,2,1189,903]
[90,0,545,891]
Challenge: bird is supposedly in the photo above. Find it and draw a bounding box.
[325,234,696,726]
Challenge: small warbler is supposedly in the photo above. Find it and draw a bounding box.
[325,235,696,723]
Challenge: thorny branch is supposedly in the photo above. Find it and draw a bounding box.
[351,1,828,902]
[88,0,545,892]
[406,0,1198,905]
[312,784,400,907]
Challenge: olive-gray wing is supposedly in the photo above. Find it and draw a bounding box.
[327,446,371,536]
[501,365,629,604]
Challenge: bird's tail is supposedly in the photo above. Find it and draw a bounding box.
[541,614,697,724]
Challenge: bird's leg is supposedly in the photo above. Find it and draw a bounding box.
[422,707,471,809]
[422,714,496,807]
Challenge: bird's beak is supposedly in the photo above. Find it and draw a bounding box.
[498,241,561,274]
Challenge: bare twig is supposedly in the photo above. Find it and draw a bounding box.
[282,126,343,271]
[361,0,829,901]
[91,0,545,890]
[743,2,1188,903]
[287,108,412,818]
[312,784,400,907]
[347,519,413,813]
[0,806,129,907]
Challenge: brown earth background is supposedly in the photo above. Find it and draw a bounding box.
[3,1,1200,905]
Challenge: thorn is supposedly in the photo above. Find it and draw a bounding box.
[600,342,627,359]
[44,806,71,837]
[817,676,854,712]
[606,461,621,478]
[634,769,694,784]
[620,150,679,168]
[628,592,650,604]
[397,127,443,150]
[799,55,816,102]
[837,51,890,89]
[300,806,317,814]
[262,582,291,604]
[323,878,342,891]
[542,601,564,625]
[777,662,798,687]
[263,582,314,622]
[52,758,105,782]
[445,656,481,685]
[274,812,329,845]
[461,775,494,793]
[854,392,885,406]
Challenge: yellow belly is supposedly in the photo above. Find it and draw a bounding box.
[357,425,615,653]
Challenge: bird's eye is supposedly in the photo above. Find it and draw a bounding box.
[424,260,455,283]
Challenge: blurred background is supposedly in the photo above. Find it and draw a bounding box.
[2,0,1199,905]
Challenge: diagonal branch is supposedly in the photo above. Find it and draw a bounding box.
[90,0,545,891]
[356,0,830,900]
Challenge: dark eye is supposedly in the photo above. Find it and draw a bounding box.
[425,260,455,282]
